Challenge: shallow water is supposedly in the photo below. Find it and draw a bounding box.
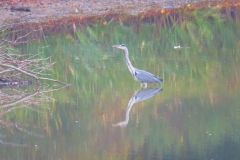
[1,7,240,160]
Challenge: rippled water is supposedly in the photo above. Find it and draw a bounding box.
[1,7,240,160]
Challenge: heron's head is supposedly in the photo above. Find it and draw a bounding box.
[112,44,127,50]
[112,121,127,127]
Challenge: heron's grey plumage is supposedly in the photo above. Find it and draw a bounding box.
[135,69,163,83]
[112,44,163,87]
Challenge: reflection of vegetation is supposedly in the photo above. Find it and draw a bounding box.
[0,21,69,151]
[3,6,240,160]
[0,84,66,147]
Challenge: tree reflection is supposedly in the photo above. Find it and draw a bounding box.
[0,84,67,147]
[113,87,163,127]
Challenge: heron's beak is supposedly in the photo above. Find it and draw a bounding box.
[112,45,121,49]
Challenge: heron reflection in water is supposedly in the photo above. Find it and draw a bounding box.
[113,87,163,127]
[112,44,163,88]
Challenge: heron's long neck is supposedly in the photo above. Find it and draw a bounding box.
[124,48,135,74]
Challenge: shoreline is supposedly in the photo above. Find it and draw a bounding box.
[1,0,237,25]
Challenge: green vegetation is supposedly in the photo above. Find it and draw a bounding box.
[1,7,240,160]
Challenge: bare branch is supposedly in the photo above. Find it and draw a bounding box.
[0,63,39,79]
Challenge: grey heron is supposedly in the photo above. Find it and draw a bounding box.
[112,44,163,87]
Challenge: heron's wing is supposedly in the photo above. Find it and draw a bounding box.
[135,69,162,83]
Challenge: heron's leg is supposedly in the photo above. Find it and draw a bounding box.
[144,83,147,88]
[141,83,147,88]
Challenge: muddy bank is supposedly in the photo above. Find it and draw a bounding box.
[0,0,236,25]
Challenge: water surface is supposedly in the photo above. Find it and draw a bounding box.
[1,7,240,160]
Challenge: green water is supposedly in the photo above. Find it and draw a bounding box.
[1,7,240,160]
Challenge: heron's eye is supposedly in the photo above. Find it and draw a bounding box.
[121,44,126,47]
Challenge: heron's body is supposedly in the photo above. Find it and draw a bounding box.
[134,68,162,84]
[112,44,163,87]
